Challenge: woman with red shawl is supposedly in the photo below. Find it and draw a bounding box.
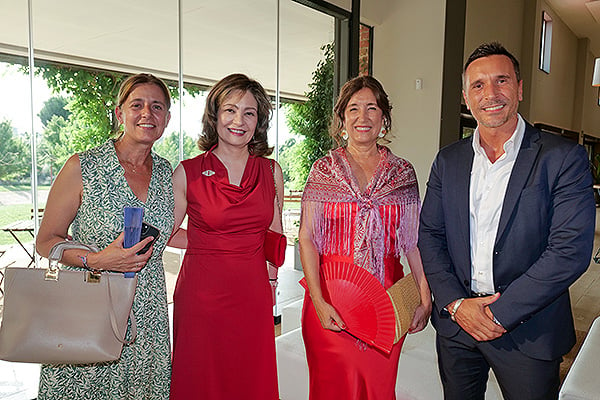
[298,76,432,399]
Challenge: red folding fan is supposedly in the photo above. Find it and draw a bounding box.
[300,261,396,354]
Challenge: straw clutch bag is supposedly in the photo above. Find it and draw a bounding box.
[386,273,421,342]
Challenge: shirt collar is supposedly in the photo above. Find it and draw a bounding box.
[471,114,525,161]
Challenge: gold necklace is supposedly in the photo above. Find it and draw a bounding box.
[117,153,149,175]
[115,140,151,175]
[121,160,151,175]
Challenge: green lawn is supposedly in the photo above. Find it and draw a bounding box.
[0,204,37,246]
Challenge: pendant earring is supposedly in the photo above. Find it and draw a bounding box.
[378,127,386,138]
[342,130,348,140]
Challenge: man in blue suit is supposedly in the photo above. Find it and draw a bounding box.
[418,42,595,400]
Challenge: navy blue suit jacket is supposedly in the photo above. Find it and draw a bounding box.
[418,122,595,360]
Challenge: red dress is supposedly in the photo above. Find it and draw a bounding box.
[300,147,421,400]
[302,204,407,400]
[170,151,278,400]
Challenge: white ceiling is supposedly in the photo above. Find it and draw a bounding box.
[0,0,335,99]
[0,0,597,98]
[545,0,600,57]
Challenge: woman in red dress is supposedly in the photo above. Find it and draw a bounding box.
[168,74,283,399]
[298,76,432,399]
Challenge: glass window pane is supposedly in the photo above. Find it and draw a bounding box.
[0,0,38,261]
[180,0,278,166]
[539,11,552,73]
[279,0,336,192]
[30,0,180,176]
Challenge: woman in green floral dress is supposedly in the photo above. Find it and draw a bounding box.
[35,73,175,399]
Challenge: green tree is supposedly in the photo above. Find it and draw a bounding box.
[0,120,31,182]
[26,64,207,180]
[35,66,125,150]
[153,131,201,169]
[38,96,70,126]
[279,136,312,190]
[277,137,296,183]
[283,43,335,188]
[38,115,77,181]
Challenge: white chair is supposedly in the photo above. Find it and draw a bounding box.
[559,316,600,399]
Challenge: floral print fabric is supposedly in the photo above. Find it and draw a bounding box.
[38,140,174,400]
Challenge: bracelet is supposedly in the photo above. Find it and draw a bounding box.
[79,251,100,272]
[449,298,465,322]
[492,314,503,327]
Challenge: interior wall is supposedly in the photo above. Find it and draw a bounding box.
[464,0,525,62]
[333,0,600,189]
[529,1,579,130]
[368,0,446,195]
[572,39,587,134]
[463,0,600,137]
[463,0,526,117]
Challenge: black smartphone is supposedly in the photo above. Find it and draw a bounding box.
[138,222,160,255]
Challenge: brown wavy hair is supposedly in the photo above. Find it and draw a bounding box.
[330,76,392,147]
[198,73,273,156]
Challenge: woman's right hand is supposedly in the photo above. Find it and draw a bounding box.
[312,297,346,332]
[86,232,154,273]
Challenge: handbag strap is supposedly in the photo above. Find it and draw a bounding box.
[107,276,138,345]
[49,241,99,263]
[269,159,283,227]
[49,240,137,345]
[47,241,100,280]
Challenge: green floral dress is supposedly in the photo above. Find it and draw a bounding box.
[38,140,174,400]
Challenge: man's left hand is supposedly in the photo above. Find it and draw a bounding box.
[453,293,507,341]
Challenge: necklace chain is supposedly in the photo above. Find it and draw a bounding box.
[115,141,150,175]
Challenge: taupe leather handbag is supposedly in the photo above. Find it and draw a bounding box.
[0,241,137,364]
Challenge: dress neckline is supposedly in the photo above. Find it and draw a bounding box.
[111,139,154,204]
[208,146,252,188]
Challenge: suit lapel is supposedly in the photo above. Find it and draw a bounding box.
[453,139,474,256]
[496,124,541,243]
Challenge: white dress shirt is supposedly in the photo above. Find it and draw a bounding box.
[469,115,525,294]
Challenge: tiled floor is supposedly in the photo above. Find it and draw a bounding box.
[569,207,600,332]
[1,209,599,399]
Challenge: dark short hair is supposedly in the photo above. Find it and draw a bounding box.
[463,42,521,86]
[198,73,273,157]
[117,73,171,110]
[331,75,392,146]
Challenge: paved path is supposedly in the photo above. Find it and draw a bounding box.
[0,189,48,206]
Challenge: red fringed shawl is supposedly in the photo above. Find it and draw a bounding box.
[301,146,420,284]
